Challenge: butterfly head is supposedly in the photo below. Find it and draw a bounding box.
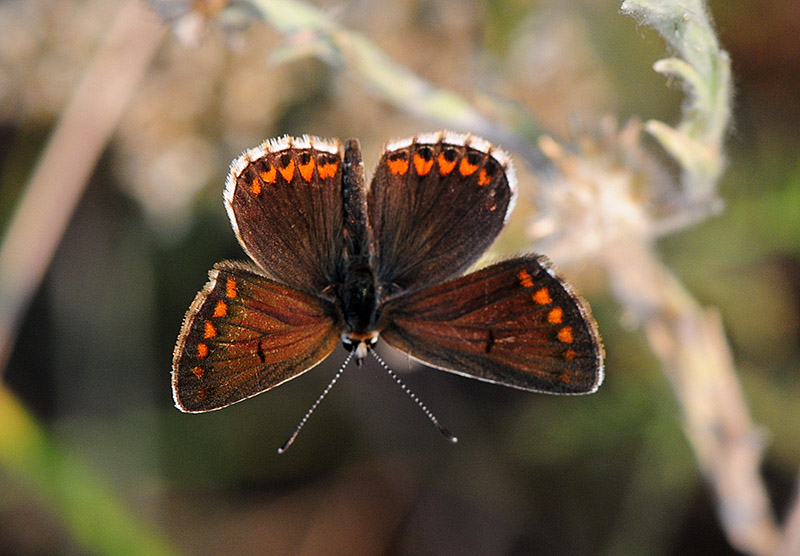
[341,331,379,364]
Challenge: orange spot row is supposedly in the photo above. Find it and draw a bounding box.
[564,349,577,361]
[384,148,492,180]
[191,279,237,380]
[533,287,552,305]
[250,178,261,195]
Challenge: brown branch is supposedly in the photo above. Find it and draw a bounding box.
[606,238,780,555]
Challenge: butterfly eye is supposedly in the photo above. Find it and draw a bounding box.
[341,336,356,351]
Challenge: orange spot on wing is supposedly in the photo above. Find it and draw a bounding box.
[387,157,409,175]
[196,388,208,400]
[260,165,277,184]
[318,161,339,179]
[459,157,478,176]
[204,321,217,339]
[213,300,228,318]
[192,366,205,379]
[437,152,457,175]
[518,269,534,288]
[413,153,434,176]
[279,159,295,182]
[557,326,574,344]
[299,156,315,181]
[225,278,237,299]
[533,287,552,305]
[478,168,491,186]
[560,372,572,384]
[564,349,577,361]
[250,177,261,195]
[197,343,209,359]
[548,307,563,324]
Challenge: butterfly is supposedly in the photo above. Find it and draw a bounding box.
[172,131,604,427]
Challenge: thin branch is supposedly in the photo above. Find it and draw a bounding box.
[245,0,548,168]
[606,240,779,555]
[615,2,781,553]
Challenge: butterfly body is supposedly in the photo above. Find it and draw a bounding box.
[173,132,603,414]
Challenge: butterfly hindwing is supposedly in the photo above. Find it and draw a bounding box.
[225,136,346,293]
[368,132,516,293]
[380,256,604,394]
[172,261,342,412]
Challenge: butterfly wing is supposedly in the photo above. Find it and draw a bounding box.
[380,256,604,394]
[225,136,345,293]
[368,131,516,293]
[172,261,343,412]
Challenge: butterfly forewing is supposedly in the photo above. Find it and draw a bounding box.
[225,136,346,293]
[380,256,604,394]
[368,132,516,292]
[172,261,342,412]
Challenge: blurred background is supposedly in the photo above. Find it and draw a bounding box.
[1,0,798,555]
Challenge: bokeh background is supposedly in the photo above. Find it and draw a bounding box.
[1,0,799,555]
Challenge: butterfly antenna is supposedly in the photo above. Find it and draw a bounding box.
[278,351,353,454]
[369,349,458,444]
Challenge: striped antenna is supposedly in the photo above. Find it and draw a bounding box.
[369,349,457,444]
[278,351,353,454]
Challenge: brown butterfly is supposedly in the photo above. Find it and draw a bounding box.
[173,132,604,442]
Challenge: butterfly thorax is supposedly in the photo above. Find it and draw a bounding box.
[340,261,381,361]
